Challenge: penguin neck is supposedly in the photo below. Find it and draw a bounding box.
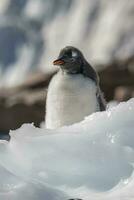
[59,65,83,75]
[60,69,78,75]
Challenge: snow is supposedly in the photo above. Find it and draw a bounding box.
[0,98,134,200]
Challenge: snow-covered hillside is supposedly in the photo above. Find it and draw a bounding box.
[0,0,134,86]
[0,98,134,200]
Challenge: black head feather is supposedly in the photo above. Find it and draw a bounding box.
[53,46,98,83]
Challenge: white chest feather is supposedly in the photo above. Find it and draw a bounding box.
[45,72,99,129]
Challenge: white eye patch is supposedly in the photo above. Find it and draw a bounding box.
[72,51,78,58]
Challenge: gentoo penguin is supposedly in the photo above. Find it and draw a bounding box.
[45,46,106,129]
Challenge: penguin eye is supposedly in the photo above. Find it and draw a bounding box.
[72,51,78,58]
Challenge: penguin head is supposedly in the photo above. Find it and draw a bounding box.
[53,46,84,74]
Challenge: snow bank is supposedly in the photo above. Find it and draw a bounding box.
[0,98,134,200]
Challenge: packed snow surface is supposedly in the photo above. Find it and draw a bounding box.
[0,98,134,200]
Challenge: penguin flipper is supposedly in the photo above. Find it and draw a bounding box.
[96,87,106,111]
[82,61,99,84]
[82,61,106,111]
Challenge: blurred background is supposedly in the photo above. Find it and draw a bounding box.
[0,0,134,138]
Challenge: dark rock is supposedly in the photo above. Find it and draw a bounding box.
[98,56,134,101]
[0,72,55,134]
[0,57,134,135]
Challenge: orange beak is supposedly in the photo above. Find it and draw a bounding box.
[53,59,65,65]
